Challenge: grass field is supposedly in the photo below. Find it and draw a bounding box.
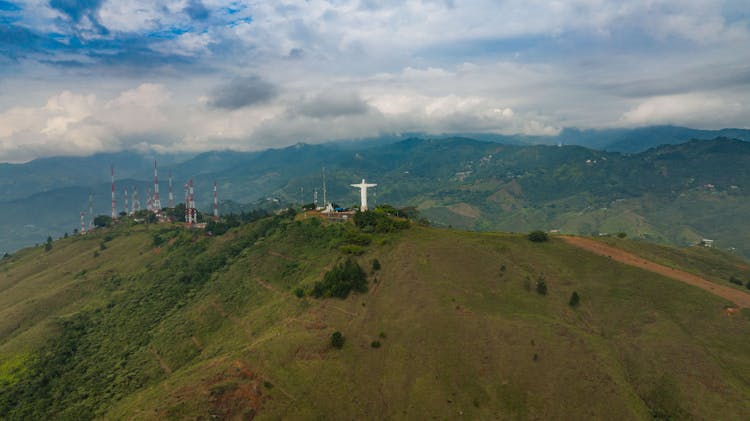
[1,216,750,420]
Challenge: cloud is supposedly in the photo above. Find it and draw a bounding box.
[292,91,370,118]
[1,1,750,162]
[207,76,278,110]
[621,93,743,127]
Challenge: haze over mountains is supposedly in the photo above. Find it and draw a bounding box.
[1,125,749,258]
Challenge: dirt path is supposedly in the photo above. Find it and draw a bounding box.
[561,236,750,308]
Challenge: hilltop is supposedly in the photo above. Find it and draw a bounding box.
[2,213,750,419]
[2,133,750,259]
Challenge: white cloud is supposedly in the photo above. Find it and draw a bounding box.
[621,93,744,127]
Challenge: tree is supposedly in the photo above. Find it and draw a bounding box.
[312,259,367,299]
[331,331,345,349]
[372,258,381,271]
[569,291,580,307]
[617,232,627,239]
[536,278,548,295]
[44,236,53,251]
[528,230,549,242]
[93,215,112,228]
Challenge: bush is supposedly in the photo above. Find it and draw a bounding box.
[312,259,367,299]
[536,278,548,295]
[339,245,365,255]
[294,288,305,298]
[370,340,381,348]
[729,276,743,286]
[569,291,580,307]
[617,232,627,239]
[331,331,345,349]
[746,280,750,291]
[354,210,410,233]
[528,230,549,242]
[93,215,112,228]
[372,259,381,271]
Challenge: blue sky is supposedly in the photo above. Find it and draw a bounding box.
[0,0,748,162]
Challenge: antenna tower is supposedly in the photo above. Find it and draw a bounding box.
[153,160,161,213]
[213,180,219,221]
[110,165,116,220]
[168,170,174,208]
[146,187,152,212]
[186,179,197,224]
[124,187,129,215]
[88,193,93,229]
[80,211,86,234]
[314,188,318,208]
[322,167,327,206]
[133,185,140,213]
[184,183,189,223]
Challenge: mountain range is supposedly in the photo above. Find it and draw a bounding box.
[1,125,749,258]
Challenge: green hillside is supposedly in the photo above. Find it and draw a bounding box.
[2,213,750,420]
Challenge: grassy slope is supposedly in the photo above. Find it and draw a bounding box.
[2,219,750,420]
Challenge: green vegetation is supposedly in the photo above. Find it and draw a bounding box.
[331,331,345,349]
[569,291,580,307]
[536,278,548,295]
[372,258,381,271]
[528,230,549,242]
[730,276,743,286]
[1,218,750,419]
[312,259,367,299]
[353,210,410,233]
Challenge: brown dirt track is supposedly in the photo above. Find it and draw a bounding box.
[561,236,750,308]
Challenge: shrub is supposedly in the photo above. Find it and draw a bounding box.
[569,291,580,307]
[312,259,367,299]
[152,234,165,247]
[729,276,743,286]
[372,259,381,271]
[345,231,372,246]
[339,245,365,255]
[99,242,107,251]
[294,288,305,298]
[528,230,549,242]
[331,331,345,349]
[354,210,410,233]
[536,278,548,295]
[370,340,381,348]
[746,280,750,291]
[617,232,627,239]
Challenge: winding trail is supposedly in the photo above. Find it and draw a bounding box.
[561,236,750,308]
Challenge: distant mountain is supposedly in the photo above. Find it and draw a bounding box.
[2,130,750,257]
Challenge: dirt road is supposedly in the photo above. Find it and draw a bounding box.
[561,236,750,308]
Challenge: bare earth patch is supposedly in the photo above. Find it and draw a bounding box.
[561,236,750,308]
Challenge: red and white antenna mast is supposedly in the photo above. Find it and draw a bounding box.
[124,187,129,215]
[80,211,86,234]
[153,160,161,213]
[213,180,219,221]
[88,193,93,229]
[110,165,116,220]
[146,187,152,212]
[133,185,140,213]
[184,182,190,223]
[168,170,174,208]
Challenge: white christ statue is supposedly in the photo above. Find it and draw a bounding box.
[351,179,377,211]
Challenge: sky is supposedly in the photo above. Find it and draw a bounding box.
[0,0,749,162]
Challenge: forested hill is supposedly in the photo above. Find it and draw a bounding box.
[1,135,750,259]
[1,213,750,419]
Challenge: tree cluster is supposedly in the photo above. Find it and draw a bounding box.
[312,258,367,299]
